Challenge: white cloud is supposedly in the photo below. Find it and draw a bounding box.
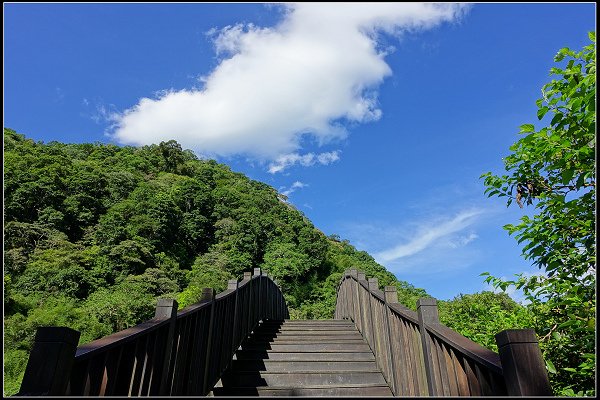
[268,151,340,173]
[374,209,483,264]
[109,3,468,167]
[446,233,479,249]
[280,181,307,197]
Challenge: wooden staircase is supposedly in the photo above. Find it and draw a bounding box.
[210,319,393,396]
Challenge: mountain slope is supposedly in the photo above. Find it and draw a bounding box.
[3,128,428,395]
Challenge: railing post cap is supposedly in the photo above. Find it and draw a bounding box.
[357,272,366,280]
[417,297,437,307]
[33,326,80,346]
[495,329,539,347]
[417,297,439,325]
[253,267,261,276]
[349,269,358,277]
[243,271,252,279]
[156,298,177,307]
[368,277,378,290]
[155,298,178,319]
[384,286,398,303]
[228,279,238,290]
[201,287,215,301]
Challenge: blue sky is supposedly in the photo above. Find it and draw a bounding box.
[4,3,596,301]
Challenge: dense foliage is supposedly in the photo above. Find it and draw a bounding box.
[438,291,535,353]
[3,128,431,395]
[481,32,596,396]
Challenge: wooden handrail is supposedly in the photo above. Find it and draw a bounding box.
[18,268,289,397]
[74,317,171,361]
[335,269,552,396]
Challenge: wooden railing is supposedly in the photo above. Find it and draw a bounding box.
[18,268,288,397]
[335,269,553,397]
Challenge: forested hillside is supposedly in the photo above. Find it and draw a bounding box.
[4,128,539,395]
[4,128,436,394]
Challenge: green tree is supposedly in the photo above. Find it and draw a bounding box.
[438,292,534,352]
[481,32,595,396]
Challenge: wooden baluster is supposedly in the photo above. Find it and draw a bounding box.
[495,329,552,396]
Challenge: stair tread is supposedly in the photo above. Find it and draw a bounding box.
[218,383,391,388]
[233,351,375,361]
[228,370,382,374]
[213,320,391,395]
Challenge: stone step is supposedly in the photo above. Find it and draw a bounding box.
[262,325,357,331]
[220,371,387,387]
[257,329,361,336]
[230,360,379,372]
[233,350,375,362]
[247,337,366,344]
[250,333,364,341]
[282,319,354,324]
[240,342,371,352]
[211,384,393,396]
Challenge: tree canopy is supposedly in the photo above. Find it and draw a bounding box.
[481,32,596,396]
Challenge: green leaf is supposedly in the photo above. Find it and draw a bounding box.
[546,359,557,374]
[561,169,574,185]
[589,31,595,42]
[550,112,563,126]
[537,106,550,120]
[558,319,577,329]
[519,124,535,133]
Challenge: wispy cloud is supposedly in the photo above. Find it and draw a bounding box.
[446,233,479,249]
[374,209,483,264]
[81,98,118,125]
[54,87,65,104]
[280,181,307,197]
[109,3,468,169]
[268,151,340,174]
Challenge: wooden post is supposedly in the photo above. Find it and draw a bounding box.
[384,286,399,395]
[417,297,440,396]
[356,272,367,335]
[201,288,216,396]
[254,268,262,323]
[19,327,80,396]
[243,272,252,334]
[155,298,178,396]
[367,277,378,353]
[228,280,240,355]
[495,329,553,396]
[349,269,358,323]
